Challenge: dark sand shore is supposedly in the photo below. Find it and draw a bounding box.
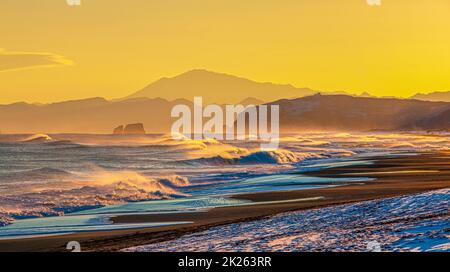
[1,152,449,252]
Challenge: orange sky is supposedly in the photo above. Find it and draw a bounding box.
[1,0,450,103]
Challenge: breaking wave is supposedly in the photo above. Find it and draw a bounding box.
[158,175,191,187]
[0,171,191,226]
[185,149,319,165]
[22,134,53,143]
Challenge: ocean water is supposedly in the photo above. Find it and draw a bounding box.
[0,132,449,237]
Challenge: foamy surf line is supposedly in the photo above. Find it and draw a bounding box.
[0,218,193,239]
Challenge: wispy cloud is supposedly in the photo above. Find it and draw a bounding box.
[0,48,74,73]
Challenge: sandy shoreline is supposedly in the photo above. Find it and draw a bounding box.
[0,152,449,252]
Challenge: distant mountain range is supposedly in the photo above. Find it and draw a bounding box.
[1,70,450,133]
[125,69,318,104]
[1,94,449,134]
[410,91,450,102]
[0,97,188,133]
[269,94,450,132]
[0,95,267,134]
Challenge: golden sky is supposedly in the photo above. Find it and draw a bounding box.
[1,0,450,104]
